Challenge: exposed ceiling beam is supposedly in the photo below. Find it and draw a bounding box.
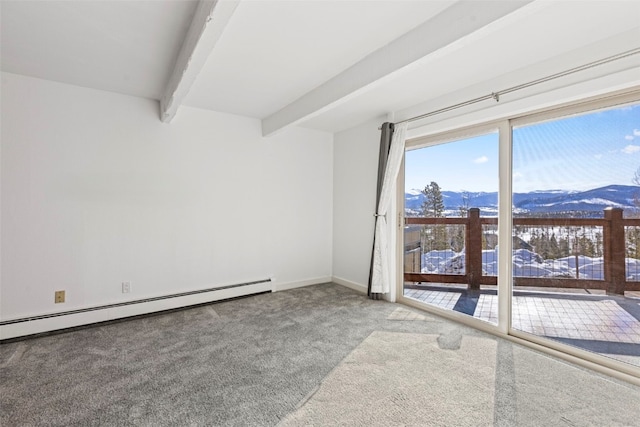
[261,0,534,136]
[160,0,240,123]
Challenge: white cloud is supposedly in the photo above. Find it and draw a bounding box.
[622,145,640,154]
[634,129,640,137]
[625,135,635,141]
[594,154,603,160]
[513,172,523,181]
[473,156,488,164]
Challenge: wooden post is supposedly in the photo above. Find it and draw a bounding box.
[466,208,482,290]
[603,207,626,295]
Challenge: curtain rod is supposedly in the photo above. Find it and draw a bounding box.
[385,47,640,129]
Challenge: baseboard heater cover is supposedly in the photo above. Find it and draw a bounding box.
[0,279,272,327]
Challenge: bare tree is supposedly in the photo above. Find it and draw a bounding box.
[632,167,640,217]
[458,190,472,218]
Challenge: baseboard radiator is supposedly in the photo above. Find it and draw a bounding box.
[0,279,272,341]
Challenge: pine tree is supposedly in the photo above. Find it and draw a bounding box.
[420,181,448,250]
[548,233,560,259]
[558,236,571,258]
[450,225,465,252]
[627,228,640,259]
[578,228,596,257]
[594,231,603,257]
[421,182,445,218]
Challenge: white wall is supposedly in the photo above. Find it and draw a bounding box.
[331,60,640,299]
[0,72,333,324]
[331,117,382,293]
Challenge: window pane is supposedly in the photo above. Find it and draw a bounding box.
[511,103,640,367]
[404,132,498,325]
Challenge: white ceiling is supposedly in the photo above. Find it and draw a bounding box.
[302,1,640,132]
[1,0,198,100]
[2,0,640,134]
[183,0,452,118]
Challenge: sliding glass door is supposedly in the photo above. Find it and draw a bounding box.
[403,131,499,325]
[511,102,640,368]
[400,90,640,378]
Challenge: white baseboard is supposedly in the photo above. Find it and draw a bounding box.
[332,276,367,294]
[272,276,332,292]
[2,276,363,340]
[0,281,272,340]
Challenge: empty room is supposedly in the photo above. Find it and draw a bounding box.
[1,0,639,425]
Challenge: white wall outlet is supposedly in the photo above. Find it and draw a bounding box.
[122,281,131,293]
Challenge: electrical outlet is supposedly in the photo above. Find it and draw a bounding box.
[54,290,65,304]
[122,281,131,294]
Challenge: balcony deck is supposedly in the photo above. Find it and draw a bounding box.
[404,284,640,367]
[404,207,640,367]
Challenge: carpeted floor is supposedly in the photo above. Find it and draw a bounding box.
[1,283,639,426]
[279,330,640,426]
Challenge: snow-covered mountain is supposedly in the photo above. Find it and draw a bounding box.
[405,184,639,216]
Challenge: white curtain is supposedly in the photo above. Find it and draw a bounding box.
[371,122,408,294]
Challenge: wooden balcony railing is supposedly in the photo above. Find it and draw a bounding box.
[404,207,640,295]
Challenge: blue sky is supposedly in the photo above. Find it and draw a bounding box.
[405,103,640,193]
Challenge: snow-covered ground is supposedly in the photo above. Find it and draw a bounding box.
[421,248,640,280]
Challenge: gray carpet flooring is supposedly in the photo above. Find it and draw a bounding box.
[1,283,638,426]
[279,330,640,426]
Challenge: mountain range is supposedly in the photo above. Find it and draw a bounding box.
[405,184,639,216]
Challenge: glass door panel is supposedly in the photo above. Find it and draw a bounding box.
[404,132,499,325]
[511,103,640,367]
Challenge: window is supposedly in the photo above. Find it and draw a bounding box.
[512,103,640,367]
[404,132,499,325]
[400,90,640,380]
